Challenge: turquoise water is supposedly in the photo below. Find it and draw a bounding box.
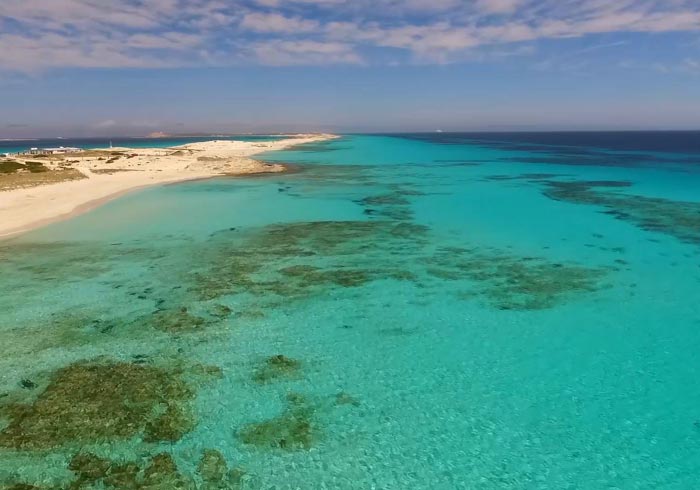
[1,134,699,489]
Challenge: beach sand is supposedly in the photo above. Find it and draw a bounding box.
[0,134,335,238]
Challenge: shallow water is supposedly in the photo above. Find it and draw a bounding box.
[1,134,699,489]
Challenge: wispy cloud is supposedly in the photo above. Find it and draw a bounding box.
[0,0,699,71]
[619,56,700,75]
[241,12,319,33]
[534,41,628,72]
[252,40,363,65]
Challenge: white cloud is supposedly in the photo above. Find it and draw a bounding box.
[240,12,319,33]
[252,40,362,65]
[476,0,523,15]
[0,33,180,72]
[0,0,699,71]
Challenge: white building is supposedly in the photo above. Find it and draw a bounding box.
[27,146,83,155]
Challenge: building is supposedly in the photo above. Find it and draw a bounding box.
[26,146,83,155]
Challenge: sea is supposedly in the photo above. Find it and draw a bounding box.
[0,132,699,489]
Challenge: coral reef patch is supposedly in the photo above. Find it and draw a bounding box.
[426,246,607,310]
[0,361,195,450]
[69,452,191,489]
[238,393,317,451]
[253,355,301,384]
[541,180,700,245]
[188,220,429,304]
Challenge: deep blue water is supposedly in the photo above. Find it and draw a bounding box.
[0,133,699,489]
[395,131,700,154]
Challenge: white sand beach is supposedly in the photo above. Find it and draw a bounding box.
[0,134,335,239]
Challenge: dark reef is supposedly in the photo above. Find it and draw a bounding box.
[238,393,317,451]
[0,360,218,450]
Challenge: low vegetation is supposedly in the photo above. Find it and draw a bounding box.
[0,165,86,191]
[0,157,87,190]
[0,160,26,173]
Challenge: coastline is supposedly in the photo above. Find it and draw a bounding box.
[0,134,334,240]
[0,175,205,240]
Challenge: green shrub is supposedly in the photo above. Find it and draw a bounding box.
[25,161,49,173]
[0,161,25,173]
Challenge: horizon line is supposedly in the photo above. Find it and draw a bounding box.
[3,128,700,140]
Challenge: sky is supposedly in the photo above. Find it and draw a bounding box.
[1,0,700,137]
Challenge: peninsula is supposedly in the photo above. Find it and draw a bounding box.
[0,134,334,238]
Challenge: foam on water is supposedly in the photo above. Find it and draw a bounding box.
[0,134,699,489]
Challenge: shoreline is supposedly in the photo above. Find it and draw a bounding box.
[0,174,207,240]
[0,135,334,240]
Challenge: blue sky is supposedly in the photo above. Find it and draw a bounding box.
[1,0,699,136]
